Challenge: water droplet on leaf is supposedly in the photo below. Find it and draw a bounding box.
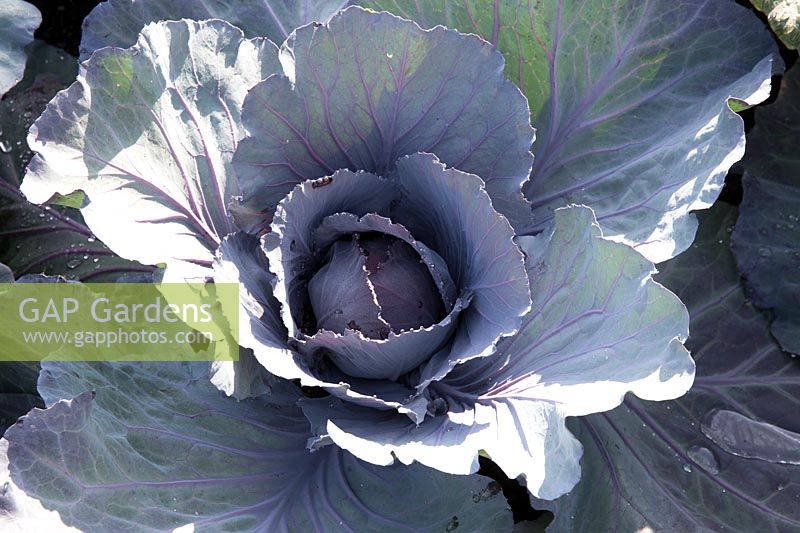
[687,445,719,474]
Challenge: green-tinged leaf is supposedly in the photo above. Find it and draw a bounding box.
[361,0,781,262]
[751,0,800,49]
[3,362,512,532]
[80,0,352,61]
[535,204,800,531]
[45,191,85,209]
[0,0,40,96]
[732,64,800,355]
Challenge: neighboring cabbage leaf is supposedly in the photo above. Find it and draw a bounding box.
[0,41,77,184]
[79,0,351,61]
[0,42,151,282]
[536,204,800,531]
[301,205,693,499]
[20,20,281,280]
[0,186,153,281]
[732,65,800,355]
[360,0,781,262]
[0,264,42,436]
[233,6,535,231]
[751,0,800,49]
[0,0,40,96]
[2,362,511,532]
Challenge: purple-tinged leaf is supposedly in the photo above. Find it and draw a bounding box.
[2,362,512,532]
[732,64,800,355]
[21,20,281,280]
[212,232,289,399]
[263,153,529,386]
[299,296,467,382]
[362,0,781,261]
[391,154,530,386]
[233,6,534,231]
[80,0,352,61]
[214,226,428,416]
[441,205,693,416]
[264,169,396,338]
[303,205,691,500]
[0,41,77,186]
[313,212,458,309]
[0,440,77,532]
[359,233,445,331]
[308,238,389,339]
[536,204,800,531]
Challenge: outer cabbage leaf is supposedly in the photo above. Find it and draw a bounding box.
[211,233,289,400]
[0,0,40,96]
[0,441,79,532]
[537,204,800,531]
[233,6,535,231]
[301,205,693,500]
[732,64,800,355]
[80,0,351,61]
[2,362,512,532]
[0,42,152,282]
[0,270,49,528]
[751,0,800,49]
[20,20,281,280]
[361,0,781,262]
